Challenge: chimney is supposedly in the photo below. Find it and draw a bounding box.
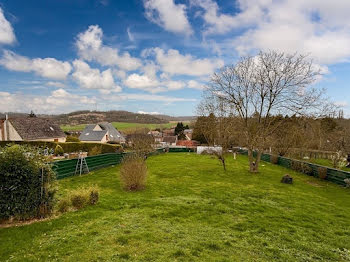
[5,114,8,120]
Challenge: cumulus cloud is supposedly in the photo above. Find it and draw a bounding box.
[76,25,141,70]
[193,0,350,65]
[72,59,121,92]
[191,0,266,35]
[0,90,96,114]
[0,50,71,80]
[0,7,16,45]
[187,80,204,90]
[144,0,192,35]
[145,47,223,76]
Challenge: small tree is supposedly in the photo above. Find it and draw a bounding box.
[128,131,154,159]
[204,51,326,173]
[197,96,235,171]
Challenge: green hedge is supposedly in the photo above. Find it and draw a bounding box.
[0,145,56,220]
[238,149,350,186]
[0,141,122,154]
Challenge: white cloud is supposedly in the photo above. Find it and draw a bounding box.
[107,93,196,103]
[193,0,350,65]
[0,7,16,45]
[0,50,71,80]
[46,81,67,88]
[76,25,141,70]
[138,110,161,115]
[0,90,96,114]
[124,73,163,93]
[72,59,121,91]
[127,27,135,42]
[146,47,223,76]
[191,0,267,35]
[144,0,192,35]
[187,80,204,90]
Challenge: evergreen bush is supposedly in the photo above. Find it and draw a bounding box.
[0,145,56,220]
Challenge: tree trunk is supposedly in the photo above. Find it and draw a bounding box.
[221,157,226,171]
[248,149,261,173]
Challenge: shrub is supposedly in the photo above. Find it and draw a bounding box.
[270,155,279,164]
[120,155,147,191]
[88,186,100,205]
[54,145,64,156]
[69,186,100,209]
[57,198,71,213]
[290,160,313,175]
[70,189,89,209]
[66,136,80,142]
[0,145,56,220]
[318,167,327,179]
[89,145,102,156]
[344,178,350,188]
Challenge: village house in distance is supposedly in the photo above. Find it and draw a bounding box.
[0,115,66,142]
[79,122,126,143]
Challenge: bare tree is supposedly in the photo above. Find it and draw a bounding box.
[204,51,326,173]
[197,95,235,171]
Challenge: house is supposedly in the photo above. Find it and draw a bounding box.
[183,129,193,140]
[163,136,178,146]
[147,130,163,143]
[0,116,66,142]
[176,140,199,148]
[79,122,125,143]
[163,128,175,136]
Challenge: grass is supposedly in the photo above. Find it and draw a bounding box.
[2,153,350,261]
[307,158,350,171]
[60,121,184,133]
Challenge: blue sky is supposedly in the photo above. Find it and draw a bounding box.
[0,0,350,116]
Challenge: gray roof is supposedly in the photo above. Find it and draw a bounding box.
[79,122,125,143]
[9,117,66,140]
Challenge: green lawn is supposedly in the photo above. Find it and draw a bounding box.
[2,153,350,261]
[61,121,179,133]
[307,158,350,171]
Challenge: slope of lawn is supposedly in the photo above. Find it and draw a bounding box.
[308,157,350,171]
[2,153,350,261]
[60,121,179,133]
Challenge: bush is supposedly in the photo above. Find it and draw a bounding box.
[70,189,89,209]
[0,145,56,220]
[57,198,71,213]
[66,136,80,142]
[318,167,327,179]
[89,145,102,156]
[290,160,313,175]
[120,155,147,191]
[69,186,100,209]
[54,145,64,156]
[88,186,100,205]
[270,155,279,164]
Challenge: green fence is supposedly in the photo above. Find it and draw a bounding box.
[168,148,195,153]
[238,149,350,186]
[53,153,124,179]
[52,149,167,180]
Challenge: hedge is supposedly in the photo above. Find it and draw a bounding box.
[238,149,350,187]
[0,145,56,220]
[0,141,122,154]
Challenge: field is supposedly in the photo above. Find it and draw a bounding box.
[60,121,186,133]
[2,153,350,261]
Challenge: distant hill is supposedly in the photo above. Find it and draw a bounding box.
[0,110,196,125]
